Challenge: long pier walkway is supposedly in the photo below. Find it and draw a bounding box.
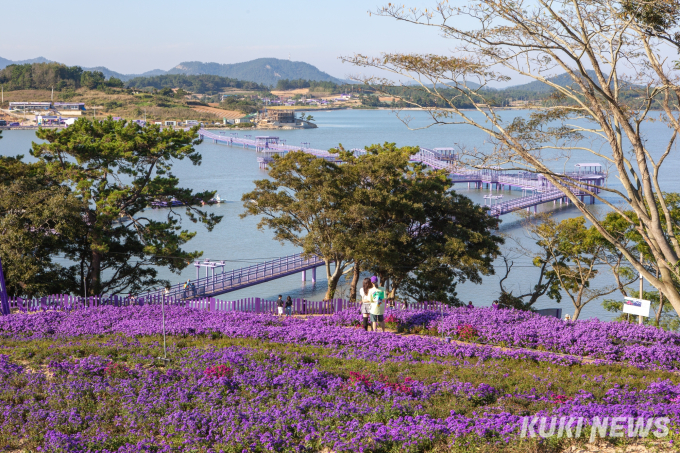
[160,129,605,300]
[411,149,605,216]
[199,129,605,217]
[141,252,324,301]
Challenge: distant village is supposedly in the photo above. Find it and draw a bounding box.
[0,90,358,129]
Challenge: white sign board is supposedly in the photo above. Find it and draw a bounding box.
[623,297,651,317]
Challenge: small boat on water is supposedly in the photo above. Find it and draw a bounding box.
[152,194,225,209]
[151,197,185,208]
[208,194,225,204]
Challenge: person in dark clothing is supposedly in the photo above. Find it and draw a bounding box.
[285,296,293,316]
[276,295,284,316]
[467,301,474,309]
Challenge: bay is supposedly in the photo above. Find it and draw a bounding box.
[1,109,677,321]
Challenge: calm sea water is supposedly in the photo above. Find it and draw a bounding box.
[1,109,677,320]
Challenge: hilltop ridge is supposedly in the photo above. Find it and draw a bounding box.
[0,57,342,86]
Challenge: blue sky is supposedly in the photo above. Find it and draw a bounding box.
[1,0,451,79]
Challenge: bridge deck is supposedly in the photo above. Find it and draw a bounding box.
[199,128,604,219]
[142,253,324,301]
[145,130,608,301]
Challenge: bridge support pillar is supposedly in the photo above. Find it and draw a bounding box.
[591,195,595,204]
[533,205,537,214]
[311,267,316,283]
[301,270,306,282]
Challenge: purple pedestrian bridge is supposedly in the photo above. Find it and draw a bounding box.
[172,129,605,300]
[198,128,605,217]
[141,253,325,301]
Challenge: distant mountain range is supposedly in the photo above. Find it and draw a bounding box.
[0,56,51,68]
[0,57,343,86]
[0,56,635,93]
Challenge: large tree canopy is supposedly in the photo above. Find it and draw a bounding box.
[0,153,83,297]
[344,0,680,316]
[31,118,222,296]
[242,144,502,303]
[241,151,355,300]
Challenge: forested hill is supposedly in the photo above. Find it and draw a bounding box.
[84,66,166,81]
[0,56,50,69]
[166,58,342,86]
[126,74,266,93]
[498,71,600,93]
[0,56,343,86]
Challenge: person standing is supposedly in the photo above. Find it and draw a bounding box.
[368,276,386,332]
[467,301,474,309]
[276,295,284,316]
[359,278,373,331]
[285,296,293,317]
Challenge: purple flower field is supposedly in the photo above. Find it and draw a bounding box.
[0,306,677,452]
[327,307,680,371]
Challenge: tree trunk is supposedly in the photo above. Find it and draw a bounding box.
[349,262,360,302]
[387,279,401,300]
[90,250,101,296]
[572,305,582,321]
[324,260,345,301]
[656,291,665,327]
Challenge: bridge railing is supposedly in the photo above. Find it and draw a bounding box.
[142,252,325,301]
[200,129,337,158]
[203,128,602,217]
[448,174,484,182]
[4,294,149,313]
[411,153,456,172]
[489,190,564,215]
[4,294,449,315]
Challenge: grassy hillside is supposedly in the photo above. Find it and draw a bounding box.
[0,88,242,122]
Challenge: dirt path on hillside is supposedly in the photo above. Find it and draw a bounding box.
[190,107,243,119]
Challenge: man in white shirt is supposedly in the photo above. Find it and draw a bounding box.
[368,276,386,332]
